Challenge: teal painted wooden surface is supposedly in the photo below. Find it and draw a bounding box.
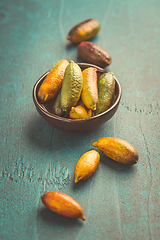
[0,0,160,239]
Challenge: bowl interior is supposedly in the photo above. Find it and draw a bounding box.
[33,63,121,122]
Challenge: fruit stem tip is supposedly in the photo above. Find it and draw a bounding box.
[80,214,86,221]
[92,142,98,147]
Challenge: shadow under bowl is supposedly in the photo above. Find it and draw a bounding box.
[33,63,121,132]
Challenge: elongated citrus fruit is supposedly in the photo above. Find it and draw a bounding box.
[38,59,69,103]
[95,72,115,115]
[78,41,111,68]
[92,137,138,165]
[81,67,98,110]
[69,103,92,119]
[74,150,100,183]
[67,19,100,43]
[61,60,83,114]
[41,191,86,221]
[52,89,64,116]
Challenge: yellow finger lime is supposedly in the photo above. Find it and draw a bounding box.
[74,150,100,183]
[38,59,69,103]
[69,103,92,119]
[81,67,98,110]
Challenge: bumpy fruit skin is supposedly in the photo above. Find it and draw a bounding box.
[61,60,83,114]
[69,104,92,119]
[95,72,115,115]
[41,191,86,221]
[38,59,69,103]
[92,137,138,166]
[78,41,111,68]
[74,150,100,183]
[67,19,100,43]
[81,67,98,110]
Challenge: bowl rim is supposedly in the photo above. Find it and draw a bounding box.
[33,63,122,122]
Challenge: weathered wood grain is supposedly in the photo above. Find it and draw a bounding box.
[1,0,160,239]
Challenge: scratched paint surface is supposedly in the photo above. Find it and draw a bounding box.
[0,0,160,239]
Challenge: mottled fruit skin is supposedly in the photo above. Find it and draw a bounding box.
[61,60,83,114]
[92,137,138,166]
[41,191,86,221]
[38,59,69,103]
[69,103,92,119]
[52,90,63,116]
[74,150,100,183]
[67,19,100,43]
[78,41,111,68]
[95,72,115,115]
[81,67,98,110]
